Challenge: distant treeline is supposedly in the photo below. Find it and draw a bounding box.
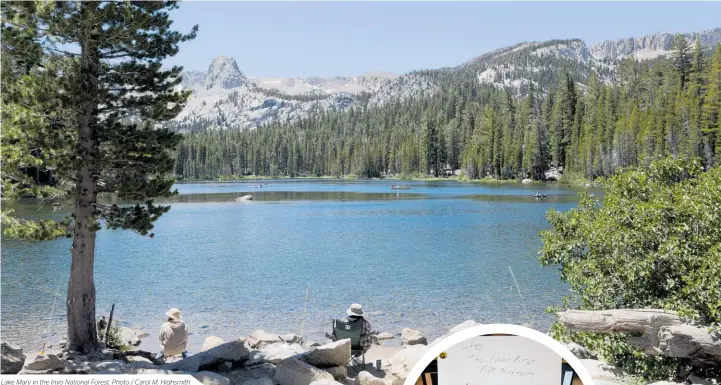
[174,39,721,180]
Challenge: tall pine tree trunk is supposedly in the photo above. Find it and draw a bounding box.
[67,26,99,353]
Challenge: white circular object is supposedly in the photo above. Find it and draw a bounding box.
[402,323,595,385]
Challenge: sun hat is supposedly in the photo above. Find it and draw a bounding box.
[346,303,364,317]
[166,308,181,320]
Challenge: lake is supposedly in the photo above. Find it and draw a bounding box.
[1,179,590,353]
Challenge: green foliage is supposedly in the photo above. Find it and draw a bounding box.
[540,158,721,378]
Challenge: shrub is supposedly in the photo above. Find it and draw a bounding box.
[539,158,721,379]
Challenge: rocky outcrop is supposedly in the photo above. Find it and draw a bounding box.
[1,343,25,374]
[274,358,334,385]
[193,371,231,385]
[119,327,146,347]
[163,340,251,372]
[580,359,627,381]
[387,344,428,384]
[590,28,721,61]
[241,379,274,385]
[248,330,283,349]
[357,371,386,385]
[299,339,351,368]
[203,56,249,90]
[400,328,426,346]
[259,343,305,364]
[23,354,65,372]
[201,336,226,352]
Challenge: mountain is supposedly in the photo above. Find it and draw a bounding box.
[172,27,721,132]
[589,28,721,61]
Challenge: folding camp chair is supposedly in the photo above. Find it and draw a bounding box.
[326,318,366,374]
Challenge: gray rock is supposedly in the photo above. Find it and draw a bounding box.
[310,381,344,385]
[260,342,305,364]
[522,178,533,184]
[88,360,129,374]
[300,339,351,368]
[201,336,226,352]
[302,340,322,349]
[448,320,478,334]
[688,375,717,385]
[400,328,427,346]
[249,330,282,349]
[280,333,301,343]
[1,343,26,374]
[388,345,428,383]
[241,378,274,385]
[217,361,233,373]
[120,327,145,346]
[357,371,386,385]
[647,382,684,385]
[376,332,393,341]
[193,371,230,385]
[323,365,348,380]
[163,340,251,372]
[24,354,65,371]
[275,358,334,385]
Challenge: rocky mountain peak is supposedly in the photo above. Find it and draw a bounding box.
[589,28,721,61]
[203,55,248,90]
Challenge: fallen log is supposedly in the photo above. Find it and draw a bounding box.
[558,309,721,366]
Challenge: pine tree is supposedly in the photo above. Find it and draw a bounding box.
[702,45,721,165]
[1,1,196,352]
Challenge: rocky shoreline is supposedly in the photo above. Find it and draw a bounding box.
[1,321,716,385]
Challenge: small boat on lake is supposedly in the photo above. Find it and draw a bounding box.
[391,184,410,190]
[252,184,263,188]
[533,191,547,198]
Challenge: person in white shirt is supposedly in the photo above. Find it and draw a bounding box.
[156,308,188,361]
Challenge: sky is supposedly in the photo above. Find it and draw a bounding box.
[164,2,721,78]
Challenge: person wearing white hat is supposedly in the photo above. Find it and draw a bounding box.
[346,303,372,351]
[157,308,188,361]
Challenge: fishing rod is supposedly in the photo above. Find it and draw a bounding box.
[299,284,310,342]
[509,266,533,328]
[40,281,63,356]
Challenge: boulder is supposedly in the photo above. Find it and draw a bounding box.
[388,345,428,383]
[310,381,344,385]
[216,361,233,373]
[275,358,334,385]
[236,195,253,202]
[300,339,351,368]
[242,379,274,385]
[128,368,188,375]
[260,343,306,364]
[193,371,230,385]
[302,340,322,349]
[120,327,144,346]
[563,341,595,359]
[448,320,478,335]
[85,360,129,374]
[24,354,65,371]
[580,359,626,380]
[163,340,251,372]
[280,333,301,344]
[687,376,716,385]
[201,336,226,352]
[400,328,427,346]
[323,365,348,380]
[376,332,393,341]
[1,343,26,374]
[249,330,282,348]
[522,178,533,184]
[357,371,386,385]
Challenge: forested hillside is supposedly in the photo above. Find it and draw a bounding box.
[175,37,721,181]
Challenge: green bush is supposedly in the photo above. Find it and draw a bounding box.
[539,158,721,379]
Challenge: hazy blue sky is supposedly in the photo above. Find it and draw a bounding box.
[165,2,721,77]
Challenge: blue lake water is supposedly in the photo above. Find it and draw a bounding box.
[1,180,589,353]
